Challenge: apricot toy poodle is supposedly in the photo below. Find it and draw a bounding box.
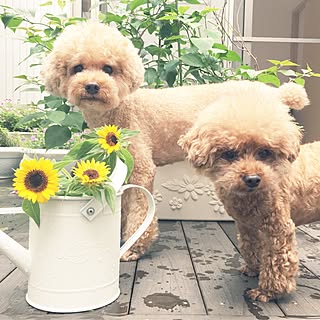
[178,80,319,302]
[40,21,243,260]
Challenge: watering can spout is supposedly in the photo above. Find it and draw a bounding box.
[0,229,30,276]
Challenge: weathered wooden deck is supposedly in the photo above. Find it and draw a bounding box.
[1,180,320,320]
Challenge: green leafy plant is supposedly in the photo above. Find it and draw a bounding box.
[233,59,320,87]
[0,100,43,132]
[16,96,87,149]
[19,128,91,149]
[0,126,20,147]
[100,0,241,87]
[98,0,320,87]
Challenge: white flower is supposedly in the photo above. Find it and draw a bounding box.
[204,184,215,196]
[162,175,204,201]
[153,189,163,204]
[204,185,226,214]
[169,197,183,210]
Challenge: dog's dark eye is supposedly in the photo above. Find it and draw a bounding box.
[221,150,238,161]
[102,65,113,75]
[257,149,273,160]
[73,64,84,74]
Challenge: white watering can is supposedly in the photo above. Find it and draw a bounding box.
[0,157,155,313]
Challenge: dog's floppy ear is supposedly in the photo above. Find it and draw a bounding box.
[276,122,303,163]
[287,132,302,163]
[279,82,310,110]
[117,48,145,94]
[178,126,216,169]
[40,53,68,97]
[288,144,300,162]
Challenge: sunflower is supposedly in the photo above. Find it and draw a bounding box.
[96,125,121,154]
[13,158,59,204]
[73,158,110,185]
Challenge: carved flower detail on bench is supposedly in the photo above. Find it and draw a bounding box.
[169,197,183,210]
[153,189,163,204]
[204,184,226,215]
[162,175,204,201]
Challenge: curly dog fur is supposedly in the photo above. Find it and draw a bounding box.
[40,21,240,260]
[178,80,319,302]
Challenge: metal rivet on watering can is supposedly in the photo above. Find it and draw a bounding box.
[87,207,95,216]
[80,198,104,221]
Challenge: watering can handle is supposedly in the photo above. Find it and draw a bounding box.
[119,184,155,258]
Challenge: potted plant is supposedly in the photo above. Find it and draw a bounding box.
[0,100,44,143]
[0,124,155,312]
[0,125,24,179]
[0,101,46,179]
[22,128,89,166]
[0,99,85,178]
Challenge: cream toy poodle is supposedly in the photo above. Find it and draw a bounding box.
[41,21,245,260]
[178,80,319,302]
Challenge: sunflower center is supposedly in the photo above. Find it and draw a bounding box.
[106,133,118,146]
[25,170,48,192]
[83,169,99,180]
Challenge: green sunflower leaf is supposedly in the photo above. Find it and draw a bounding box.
[104,184,116,213]
[63,140,97,161]
[53,159,75,171]
[107,151,117,173]
[22,199,40,227]
[82,131,99,139]
[91,188,103,203]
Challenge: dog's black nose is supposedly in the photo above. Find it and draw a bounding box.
[242,175,261,188]
[85,83,100,95]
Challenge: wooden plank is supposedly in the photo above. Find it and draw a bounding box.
[279,264,320,317]
[115,316,263,320]
[220,222,320,317]
[0,259,136,318]
[130,221,206,315]
[0,221,28,281]
[102,261,137,316]
[183,221,283,317]
[0,213,28,233]
[0,179,13,190]
[0,180,22,209]
[295,228,320,275]
[299,222,320,241]
[0,269,44,317]
[221,222,320,275]
[218,221,238,245]
[0,314,294,320]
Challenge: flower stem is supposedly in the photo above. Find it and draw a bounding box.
[62,168,72,180]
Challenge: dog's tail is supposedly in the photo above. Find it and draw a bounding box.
[279,82,310,110]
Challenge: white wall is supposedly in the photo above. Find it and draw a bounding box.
[0,0,73,104]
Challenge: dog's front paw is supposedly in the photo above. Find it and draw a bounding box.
[246,288,274,302]
[121,249,142,261]
[240,265,259,277]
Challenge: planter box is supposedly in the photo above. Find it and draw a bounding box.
[8,132,35,144]
[23,148,69,161]
[154,160,231,221]
[0,147,24,179]
[0,148,69,180]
